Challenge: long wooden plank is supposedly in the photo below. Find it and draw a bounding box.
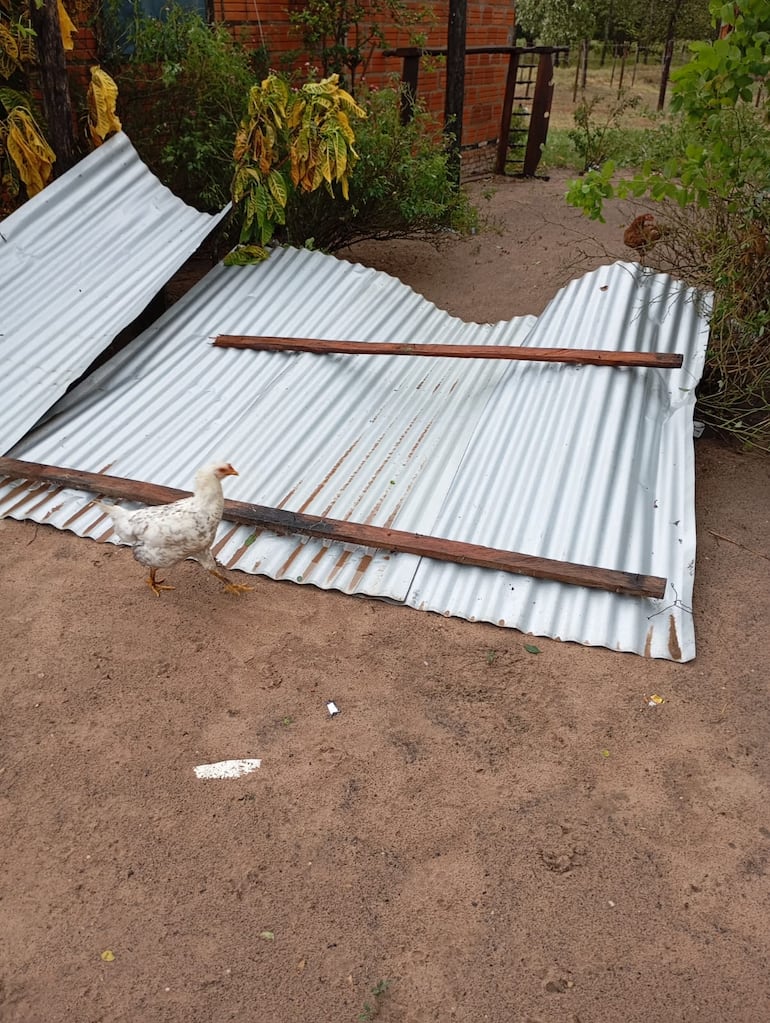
[0,458,667,599]
[213,334,684,369]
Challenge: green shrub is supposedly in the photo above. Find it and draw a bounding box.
[565,0,770,450]
[277,85,477,252]
[103,2,268,211]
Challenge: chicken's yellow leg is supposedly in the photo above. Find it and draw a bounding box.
[146,567,175,596]
[208,568,254,595]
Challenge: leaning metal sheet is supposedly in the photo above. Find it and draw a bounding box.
[0,248,709,659]
[0,131,227,453]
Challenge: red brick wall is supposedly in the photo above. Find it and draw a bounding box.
[219,0,516,151]
[67,0,516,168]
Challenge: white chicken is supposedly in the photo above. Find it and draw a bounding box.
[94,462,253,596]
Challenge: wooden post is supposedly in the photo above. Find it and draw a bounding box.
[581,38,589,90]
[444,0,467,186]
[29,0,78,175]
[522,51,554,177]
[572,44,581,102]
[401,49,421,124]
[495,48,521,174]
[617,44,627,97]
[658,36,674,110]
[0,457,668,599]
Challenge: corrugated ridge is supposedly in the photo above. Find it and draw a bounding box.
[0,132,227,453]
[0,247,710,660]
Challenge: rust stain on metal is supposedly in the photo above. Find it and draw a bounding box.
[667,614,682,661]
[0,478,34,506]
[325,549,352,585]
[350,553,374,589]
[26,485,65,516]
[644,625,654,658]
[295,438,360,515]
[225,530,263,570]
[212,523,241,558]
[276,542,305,579]
[2,482,55,516]
[0,458,669,599]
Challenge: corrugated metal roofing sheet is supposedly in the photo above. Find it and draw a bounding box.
[0,131,227,453]
[0,246,710,660]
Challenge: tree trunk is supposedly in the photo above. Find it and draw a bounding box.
[657,0,683,111]
[444,0,467,187]
[30,0,78,175]
[581,37,589,90]
[600,0,614,66]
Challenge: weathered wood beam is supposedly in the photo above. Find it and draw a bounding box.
[0,458,667,599]
[214,335,684,369]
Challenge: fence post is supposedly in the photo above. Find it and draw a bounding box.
[522,50,555,176]
[495,48,521,174]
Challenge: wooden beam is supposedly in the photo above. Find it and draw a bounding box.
[0,458,667,599]
[214,335,684,370]
[444,0,468,186]
[495,49,521,175]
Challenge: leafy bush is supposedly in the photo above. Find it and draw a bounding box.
[288,0,432,96]
[566,0,770,450]
[103,2,268,211]
[228,73,366,263]
[227,79,476,259]
[0,3,55,207]
[278,85,477,252]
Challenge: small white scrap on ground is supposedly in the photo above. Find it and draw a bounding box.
[327,701,340,717]
[193,759,262,779]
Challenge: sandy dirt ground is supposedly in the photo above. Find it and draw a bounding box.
[2,171,770,1023]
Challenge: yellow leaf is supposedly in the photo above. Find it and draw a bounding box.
[100,950,115,962]
[267,169,287,208]
[87,67,121,146]
[0,22,20,73]
[6,108,55,197]
[57,0,77,50]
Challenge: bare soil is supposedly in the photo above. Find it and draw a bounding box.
[2,172,770,1023]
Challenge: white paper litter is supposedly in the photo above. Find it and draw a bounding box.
[194,759,262,779]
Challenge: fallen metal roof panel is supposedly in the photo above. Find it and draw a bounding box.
[0,248,710,660]
[0,131,227,454]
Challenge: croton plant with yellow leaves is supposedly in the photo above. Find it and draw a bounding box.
[1,0,119,205]
[227,73,366,264]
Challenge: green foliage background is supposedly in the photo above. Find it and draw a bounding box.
[566,0,770,449]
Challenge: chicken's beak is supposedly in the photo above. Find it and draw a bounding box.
[224,464,239,477]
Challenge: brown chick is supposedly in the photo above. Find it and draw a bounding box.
[94,462,253,596]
